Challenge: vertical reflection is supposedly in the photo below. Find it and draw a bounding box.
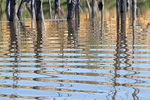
[132,0,136,52]
[8,21,20,99]
[100,0,104,35]
[34,20,43,68]
[67,19,78,49]
[113,4,131,99]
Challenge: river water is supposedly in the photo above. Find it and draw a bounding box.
[0,8,150,100]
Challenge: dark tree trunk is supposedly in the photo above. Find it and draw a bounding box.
[120,0,126,13]
[35,0,44,20]
[9,0,18,21]
[67,0,76,19]
[6,0,10,11]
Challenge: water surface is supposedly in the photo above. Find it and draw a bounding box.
[0,9,150,100]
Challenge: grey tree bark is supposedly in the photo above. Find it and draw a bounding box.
[48,0,52,18]
[92,0,97,19]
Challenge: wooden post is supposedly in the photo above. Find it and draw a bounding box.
[10,0,18,21]
[67,0,76,19]
[35,0,44,20]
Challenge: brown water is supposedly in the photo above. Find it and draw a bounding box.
[0,9,150,100]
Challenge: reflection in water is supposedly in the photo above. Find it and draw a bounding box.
[1,7,150,100]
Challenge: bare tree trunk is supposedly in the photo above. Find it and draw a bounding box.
[120,0,126,13]
[85,0,92,17]
[67,0,76,19]
[55,0,60,19]
[10,0,18,21]
[35,0,44,20]
[48,0,52,18]
[31,0,35,20]
[6,0,10,11]
[126,0,130,11]
[132,0,137,47]
[116,0,119,34]
[92,0,97,19]
[17,0,26,19]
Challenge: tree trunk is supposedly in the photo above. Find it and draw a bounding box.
[67,0,76,19]
[35,0,44,20]
[6,0,10,11]
[9,0,18,21]
[55,0,60,19]
[92,0,97,19]
[31,0,35,20]
[85,0,92,17]
[17,0,26,19]
[120,0,126,13]
[48,0,52,18]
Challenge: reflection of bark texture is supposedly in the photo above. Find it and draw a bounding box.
[8,21,20,92]
[35,20,43,67]
[113,8,131,99]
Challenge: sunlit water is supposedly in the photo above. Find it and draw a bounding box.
[0,9,150,100]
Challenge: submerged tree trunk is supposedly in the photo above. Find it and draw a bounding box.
[67,0,76,19]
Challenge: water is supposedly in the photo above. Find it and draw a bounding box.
[0,9,150,100]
